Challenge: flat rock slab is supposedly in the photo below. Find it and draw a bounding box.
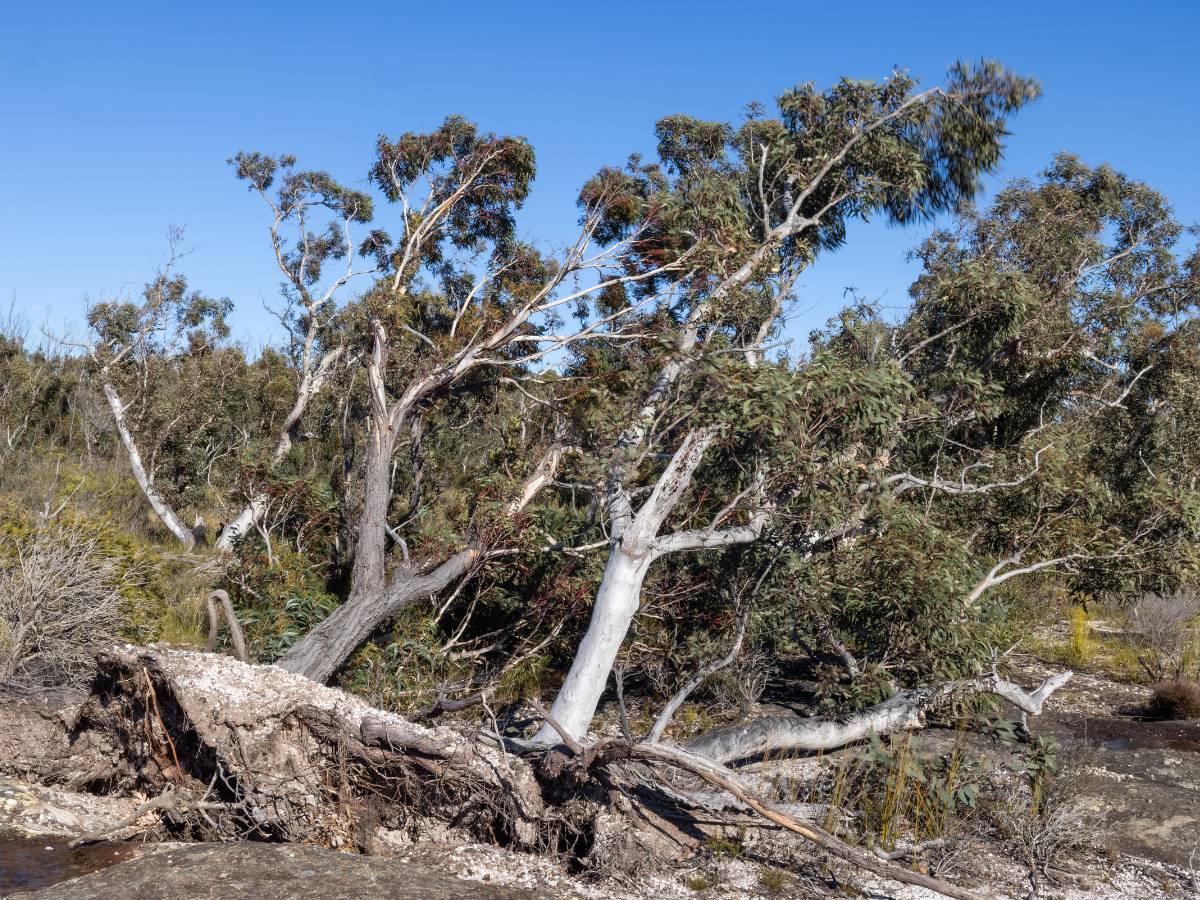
[10,842,542,900]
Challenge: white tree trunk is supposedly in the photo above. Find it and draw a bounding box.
[685,671,1074,764]
[214,495,266,551]
[214,348,342,552]
[538,428,758,744]
[101,376,195,550]
[534,546,651,743]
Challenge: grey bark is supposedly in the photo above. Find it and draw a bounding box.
[685,671,1073,764]
[205,589,249,663]
[277,548,478,683]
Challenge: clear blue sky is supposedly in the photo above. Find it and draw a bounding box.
[3,1,1197,350]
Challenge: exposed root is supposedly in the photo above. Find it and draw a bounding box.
[3,646,1065,900]
[539,728,987,900]
[68,778,238,847]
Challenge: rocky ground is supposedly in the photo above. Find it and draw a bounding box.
[3,842,539,899]
[1,651,1197,900]
[1019,654,1200,869]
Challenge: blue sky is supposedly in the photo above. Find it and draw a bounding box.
[2,1,1196,351]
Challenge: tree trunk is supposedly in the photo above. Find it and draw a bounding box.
[214,349,342,551]
[685,697,928,764]
[536,429,723,744]
[100,377,195,550]
[278,404,569,684]
[351,416,400,599]
[685,671,1074,764]
[214,495,266,551]
[274,413,424,683]
[278,549,479,683]
[534,545,651,743]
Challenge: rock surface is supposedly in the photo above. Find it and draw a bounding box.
[1021,657,1200,868]
[7,842,540,899]
[0,778,140,839]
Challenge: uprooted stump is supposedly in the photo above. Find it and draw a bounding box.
[1,646,549,851]
[1,646,710,873]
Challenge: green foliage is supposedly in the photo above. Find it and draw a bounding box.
[826,731,983,850]
[495,654,552,702]
[0,497,210,650]
[1066,605,1091,665]
[226,546,340,662]
[1,62,1197,758]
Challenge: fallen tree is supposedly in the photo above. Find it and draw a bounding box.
[0,645,1077,900]
[685,669,1074,764]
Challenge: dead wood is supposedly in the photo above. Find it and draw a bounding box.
[0,646,1017,898]
[686,669,1073,763]
[204,589,248,662]
[2,646,548,848]
[526,701,987,899]
[577,738,987,900]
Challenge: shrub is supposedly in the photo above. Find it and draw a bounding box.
[1146,679,1200,720]
[0,523,125,687]
[990,750,1100,897]
[757,868,794,894]
[1129,590,1200,681]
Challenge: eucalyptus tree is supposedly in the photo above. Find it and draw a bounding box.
[217,153,378,548]
[83,151,377,552]
[276,117,677,681]
[535,61,1042,742]
[84,235,236,549]
[0,316,63,466]
[681,157,1200,762]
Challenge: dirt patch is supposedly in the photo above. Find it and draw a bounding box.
[1007,655,1200,868]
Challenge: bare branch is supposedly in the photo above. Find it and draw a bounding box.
[646,604,750,743]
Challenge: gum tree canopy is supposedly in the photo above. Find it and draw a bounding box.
[78,61,1200,757]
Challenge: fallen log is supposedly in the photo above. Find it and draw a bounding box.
[536,708,987,900]
[610,741,986,900]
[686,669,1073,764]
